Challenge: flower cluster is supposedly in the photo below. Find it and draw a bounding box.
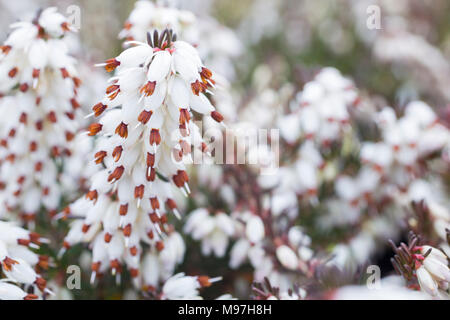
[154,272,222,300]
[0,7,81,223]
[61,28,224,288]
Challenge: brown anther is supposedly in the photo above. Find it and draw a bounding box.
[47,111,57,123]
[51,146,61,157]
[115,122,128,138]
[119,204,128,216]
[160,214,168,224]
[0,45,11,55]
[130,268,139,278]
[147,230,154,239]
[149,129,161,146]
[92,102,107,117]
[123,224,132,237]
[107,166,125,182]
[173,149,183,162]
[2,257,19,271]
[34,161,42,172]
[198,276,212,287]
[65,112,75,120]
[106,84,120,94]
[73,77,82,88]
[32,68,40,78]
[88,123,103,136]
[138,110,152,124]
[35,96,41,105]
[86,189,98,201]
[123,21,133,30]
[19,112,27,124]
[91,261,101,272]
[70,98,80,109]
[108,89,120,100]
[150,197,160,210]
[6,154,15,163]
[211,111,224,123]
[35,277,47,291]
[140,81,156,97]
[42,186,49,196]
[134,185,144,199]
[104,233,112,243]
[28,232,41,245]
[191,80,205,95]
[63,241,71,249]
[180,140,191,155]
[8,67,18,78]
[146,153,155,167]
[155,241,165,252]
[166,199,177,210]
[201,142,208,153]
[200,67,213,79]
[17,176,26,184]
[104,58,120,72]
[112,145,123,162]
[146,167,156,182]
[29,141,38,152]
[62,207,71,219]
[179,108,191,125]
[129,246,138,256]
[65,131,75,141]
[61,22,70,32]
[173,174,183,188]
[35,121,43,131]
[149,212,159,223]
[38,256,49,270]
[60,68,69,78]
[19,83,29,92]
[94,151,107,164]
[17,239,31,246]
[82,224,91,233]
[179,170,189,183]
[110,259,122,272]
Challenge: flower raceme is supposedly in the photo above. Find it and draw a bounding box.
[61,29,224,286]
[0,7,81,222]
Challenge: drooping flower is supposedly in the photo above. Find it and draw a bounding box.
[160,272,222,300]
[61,28,224,285]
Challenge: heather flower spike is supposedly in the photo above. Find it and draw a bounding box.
[0,7,81,224]
[61,28,223,286]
